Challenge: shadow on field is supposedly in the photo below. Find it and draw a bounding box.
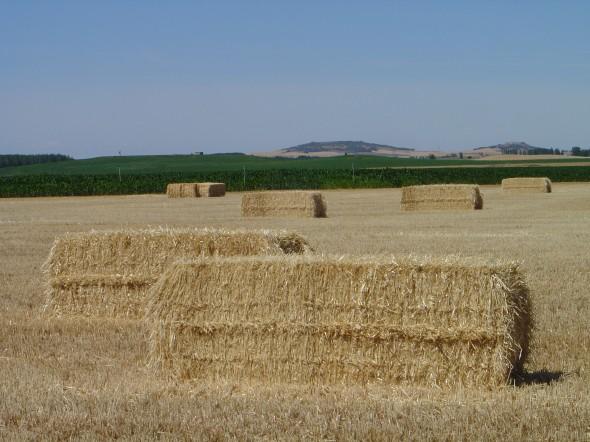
[511,369,564,386]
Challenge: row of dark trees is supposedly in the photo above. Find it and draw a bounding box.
[0,154,73,168]
[571,147,590,157]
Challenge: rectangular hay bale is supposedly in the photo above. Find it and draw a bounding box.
[501,177,552,193]
[196,182,226,197]
[166,183,198,198]
[241,191,327,218]
[146,255,531,388]
[43,228,311,319]
[401,184,483,211]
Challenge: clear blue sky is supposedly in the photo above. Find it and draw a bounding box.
[1,1,589,157]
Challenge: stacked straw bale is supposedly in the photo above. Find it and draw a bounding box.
[166,183,198,198]
[167,182,226,197]
[196,182,226,197]
[241,191,327,218]
[146,255,531,388]
[401,184,483,211]
[43,228,311,319]
[502,177,552,193]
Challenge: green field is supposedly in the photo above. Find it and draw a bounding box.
[3,153,590,198]
[2,153,590,176]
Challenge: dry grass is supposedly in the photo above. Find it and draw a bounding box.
[43,228,310,319]
[401,184,484,211]
[241,190,327,217]
[146,255,530,388]
[1,185,589,440]
[502,177,552,193]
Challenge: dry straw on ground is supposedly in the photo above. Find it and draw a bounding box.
[502,177,552,193]
[166,183,198,198]
[43,228,311,318]
[401,184,483,211]
[196,182,226,197]
[241,191,327,217]
[146,255,531,388]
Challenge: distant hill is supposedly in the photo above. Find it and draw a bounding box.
[254,140,446,158]
[283,141,413,154]
[473,142,552,155]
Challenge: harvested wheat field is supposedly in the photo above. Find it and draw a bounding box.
[1,184,589,440]
[401,184,484,210]
[147,255,530,388]
[241,190,327,217]
[43,228,310,318]
[502,177,552,193]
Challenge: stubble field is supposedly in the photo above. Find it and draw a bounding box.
[1,184,589,440]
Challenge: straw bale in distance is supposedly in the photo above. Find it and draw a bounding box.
[166,183,198,198]
[43,228,311,319]
[146,255,531,388]
[501,177,552,193]
[241,191,327,218]
[401,184,483,211]
[196,182,226,197]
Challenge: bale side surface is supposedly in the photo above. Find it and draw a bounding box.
[401,185,483,211]
[166,183,198,198]
[241,191,327,218]
[43,228,312,319]
[146,255,531,388]
[501,177,552,193]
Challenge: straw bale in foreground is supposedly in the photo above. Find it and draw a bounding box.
[196,182,226,197]
[43,228,311,318]
[241,191,327,217]
[166,183,198,198]
[401,184,483,211]
[501,177,552,193]
[146,255,531,388]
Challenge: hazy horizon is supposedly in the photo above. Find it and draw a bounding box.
[1,1,589,158]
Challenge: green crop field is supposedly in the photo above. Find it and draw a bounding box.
[2,153,590,198]
[1,153,590,176]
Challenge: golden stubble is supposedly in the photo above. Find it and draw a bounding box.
[0,184,588,440]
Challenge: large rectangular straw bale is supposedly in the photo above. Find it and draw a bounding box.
[401,184,483,211]
[146,255,531,388]
[501,177,552,193]
[196,182,226,197]
[241,191,327,217]
[43,228,311,318]
[166,183,198,198]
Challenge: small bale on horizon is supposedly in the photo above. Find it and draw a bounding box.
[241,191,327,218]
[166,183,198,198]
[401,184,483,211]
[196,182,226,197]
[502,177,552,193]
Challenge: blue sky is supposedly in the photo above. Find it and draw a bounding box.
[1,1,589,157]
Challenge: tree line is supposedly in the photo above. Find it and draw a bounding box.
[0,154,73,168]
